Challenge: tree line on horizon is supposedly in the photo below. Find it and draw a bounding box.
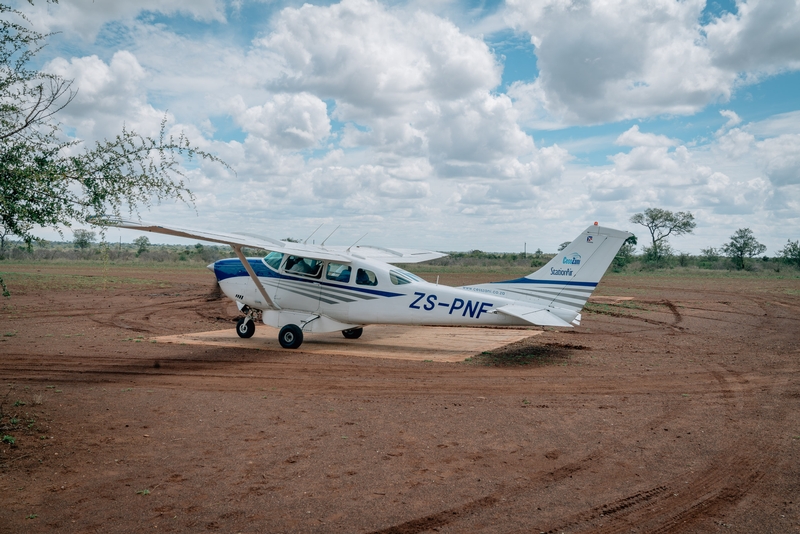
[1,5,798,296]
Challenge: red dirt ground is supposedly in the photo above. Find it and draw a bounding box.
[1,264,799,533]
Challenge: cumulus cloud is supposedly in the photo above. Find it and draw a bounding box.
[705,0,800,73]
[506,0,732,125]
[615,125,678,148]
[44,51,164,139]
[505,0,800,126]
[231,93,331,149]
[756,134,800,186]
[260,0,500,117]
[24,0,226,39]
[248,0,560,187]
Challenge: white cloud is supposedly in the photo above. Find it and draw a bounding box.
[719,109,742,130]
[705,0,800,73]
[261,0,500,117]
[716,128,755,159]
[756,134,800,186]
[44,51,164,139]
[615,125,678,148]
[505,0,800,127]
[24,0,226,39]
[506,0,733,125]
[231,93,331,149]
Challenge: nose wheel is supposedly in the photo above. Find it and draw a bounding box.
[236,316,256,338]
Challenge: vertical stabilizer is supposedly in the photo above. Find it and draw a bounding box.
[461,225,632,324]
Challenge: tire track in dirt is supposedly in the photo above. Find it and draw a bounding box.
[372,310,772,534]
[368,454,605,534]
[537,358,768,533]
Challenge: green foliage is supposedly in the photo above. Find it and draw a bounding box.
[700,247,719,261]
[631,208,696,265]
[0,2,226,250]
[612,235,637,271]
[779,239,800,268]
[2,434,14,444]
[721,228,767,270]
[134,236,150,256]
[72,229,95,249]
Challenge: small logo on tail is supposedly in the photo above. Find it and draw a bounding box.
[586,236,593,243]
[563,253,581,265]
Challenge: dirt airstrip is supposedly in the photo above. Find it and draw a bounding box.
[1,264,799,533]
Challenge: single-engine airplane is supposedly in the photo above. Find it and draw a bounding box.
[104,218,631,349]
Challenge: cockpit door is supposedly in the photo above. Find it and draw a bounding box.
[274,255,323,312]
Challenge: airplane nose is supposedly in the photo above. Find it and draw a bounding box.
[206,262,216,272]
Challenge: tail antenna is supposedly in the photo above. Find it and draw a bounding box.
[303,223,324,245]
[347,232,368,252]
[320,225,340,247]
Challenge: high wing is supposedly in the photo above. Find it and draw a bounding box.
[98,217,446,264]
[326,245,446,264]
[101,218,349,262]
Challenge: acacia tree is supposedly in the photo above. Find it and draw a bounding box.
[630,208,696,264]
[779,239,800,269]
[72,229,95,249]
[1,1,225,294]
[722,228,766,270]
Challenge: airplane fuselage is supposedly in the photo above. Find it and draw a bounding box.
[210,254,546,332]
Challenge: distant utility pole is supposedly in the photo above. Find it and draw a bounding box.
[524,242,526,258]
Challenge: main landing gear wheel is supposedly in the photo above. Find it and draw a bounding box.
[342,327,363,339]
[236,317,255,338]
[279,324,303,349]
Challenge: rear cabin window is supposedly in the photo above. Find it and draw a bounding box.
[326,263,351,283]
[389,269,421,285]
[264,251,283,270]
[284,255,322,278]
[355,268,378,286]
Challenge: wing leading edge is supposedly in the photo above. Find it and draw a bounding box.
[98,217,446,264]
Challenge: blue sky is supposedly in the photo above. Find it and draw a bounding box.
[16,0,800,253]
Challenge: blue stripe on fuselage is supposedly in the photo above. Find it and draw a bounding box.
[211,257,404,298]
[213,258,277,281]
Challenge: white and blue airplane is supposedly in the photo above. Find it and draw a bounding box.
[106,219,631,349]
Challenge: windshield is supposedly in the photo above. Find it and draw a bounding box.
[264,251,283,270]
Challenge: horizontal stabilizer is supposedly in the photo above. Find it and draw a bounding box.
[494,304,574,328]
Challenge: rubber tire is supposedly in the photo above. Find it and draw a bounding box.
[236,317,255,338]
[279,324,304,349]
[342,327,363,339]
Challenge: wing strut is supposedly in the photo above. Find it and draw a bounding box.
[231,245,280,310]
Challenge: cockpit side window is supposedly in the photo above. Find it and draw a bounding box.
[284,255,322,279]
[389,269,421,285]
[326,263,351,283]
[356,268,378,286]
[264,251,283,270]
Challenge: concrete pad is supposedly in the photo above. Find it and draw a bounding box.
[154,325,542,362]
